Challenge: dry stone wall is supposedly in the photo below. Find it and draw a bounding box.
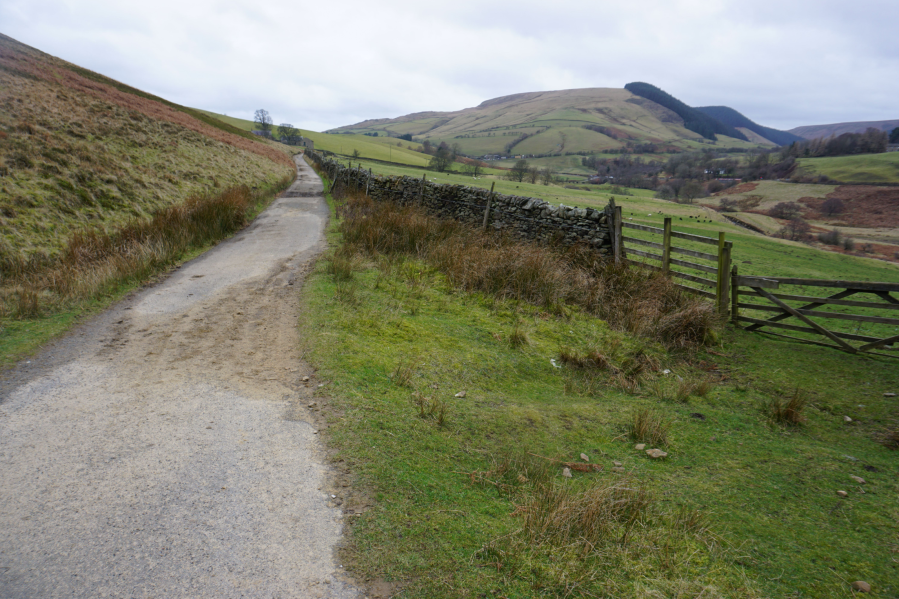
[307,151,614,254]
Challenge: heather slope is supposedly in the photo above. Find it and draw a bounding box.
[0,33,295,267]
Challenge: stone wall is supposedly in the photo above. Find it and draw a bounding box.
[306,151,615,254]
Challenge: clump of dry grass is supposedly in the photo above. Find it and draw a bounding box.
[764,388,807,426]
[337,196,721,349]
[630,407,671,446]
[509,322,530,348]
[879,425,899,449]
[2,182,291,317]
[411,391,449,426]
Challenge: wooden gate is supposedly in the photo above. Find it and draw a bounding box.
[732,275,899,357]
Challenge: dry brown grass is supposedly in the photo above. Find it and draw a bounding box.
[764,388,807,426]
[337,195,721,349]
[629,407,671,446]
[1,182,290,316]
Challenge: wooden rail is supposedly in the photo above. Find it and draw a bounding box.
[731,274,899,356]
[618,216,731,315]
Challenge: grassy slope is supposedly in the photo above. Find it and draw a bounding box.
[304,186,899,598]
[0,34,294,365]
[796,152,899,184]
[329,88,770,157]
[0,35,294,264]
[195,110,433,166]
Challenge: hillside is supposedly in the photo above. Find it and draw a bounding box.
[330,87,770,158]
[624,82,747,141]
[196,110,434,166]
[0,33,295,267]
[695,105,803,145]
[789,119,899,140]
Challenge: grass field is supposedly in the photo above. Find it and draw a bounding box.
[797,152,899,184]
[196,110,434,166]
[303,179,899,598]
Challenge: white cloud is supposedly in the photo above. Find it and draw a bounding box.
[2,0,897,132]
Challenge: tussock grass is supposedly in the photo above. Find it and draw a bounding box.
[1,181,290,317]
[630,407,671,446]
[470,453,740,597]
[764,388,807,426]
[338,195,721,349]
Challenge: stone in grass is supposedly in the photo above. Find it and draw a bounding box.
[562,467,572,478]
[836,490,849,497]
[851,581,871,593]
[634,443,646,450]
[850,475,866,484]
[580,453,589,462]
[613,461,623,467]
[454,391,466,398]
[884,392,896,398]
[646,449,668,459]
[844,416,853,423]
[612,467,625,473]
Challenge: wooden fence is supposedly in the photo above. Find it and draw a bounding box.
[731,275,899,357]
[613,205,732,316]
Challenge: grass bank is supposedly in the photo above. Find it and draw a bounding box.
[0,174,292,367]
[303,182,899,597]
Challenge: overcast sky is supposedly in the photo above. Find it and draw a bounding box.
[3,0,897,133]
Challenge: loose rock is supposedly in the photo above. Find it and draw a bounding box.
[884,392,896,398]
[851,581,871,593]
[836,490,848,497]
[646,449,668,459]
[302,376,310,382]
[580,453,590,462]
[843,415,852,423]
[562,467,572,478]
[850,475,866,484]
[634,443,646,450]
[613,461,622,467]
[612,467,625,473]
[454,391,466,398]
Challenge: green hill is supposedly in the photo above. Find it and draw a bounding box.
[695,106,803,146]
[624,82,747,141]
[195,110,434,166]
[330,87,769,158]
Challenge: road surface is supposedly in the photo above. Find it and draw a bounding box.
[0,156,360,598]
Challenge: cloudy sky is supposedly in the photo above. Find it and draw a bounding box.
[3,0,897,133]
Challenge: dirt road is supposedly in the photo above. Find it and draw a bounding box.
[0,156,360,598]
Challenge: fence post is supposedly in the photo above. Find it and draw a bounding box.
[662,217,672,273]
[482,182,496,230]
[418,173,426,206]
[716,232,730,316]
[613,205,624,264]
[366,168,371,196]
[731,265,739,323]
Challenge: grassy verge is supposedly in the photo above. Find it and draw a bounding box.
[303,184,899,597]
[797,153,899,184]
[0,175,292,368]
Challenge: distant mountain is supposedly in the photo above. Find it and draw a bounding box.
[624,82,747,142]
[695,106,803,146]
[789,119,899,140]
[331,87,773,157]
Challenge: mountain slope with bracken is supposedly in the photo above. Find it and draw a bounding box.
[330,85,795,157]
[0,32,294,268]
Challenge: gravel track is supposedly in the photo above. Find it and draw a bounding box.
[0,156,361,599]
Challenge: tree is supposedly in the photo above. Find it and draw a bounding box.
[540,167,555,185]
[278,123,297,140]
[769,201,803,219]
[429,146,453,172]
[508,159,529,182]
[890,127,899,144]
[463,162,483,177]
[679,180,704,203]
[526,166,540,184]
[254,109,273,132]
[352,149,361,159]
[422,140,433,155]
[820,197,845,216]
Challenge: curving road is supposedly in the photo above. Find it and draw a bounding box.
[0,156,360,599]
